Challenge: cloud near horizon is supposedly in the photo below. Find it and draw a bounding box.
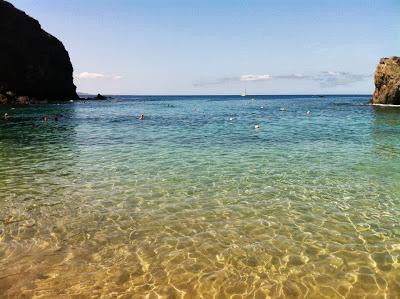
[195,71,370,88]
[240,74,271,81]
[314,71,369,87]
[76,72,122,80]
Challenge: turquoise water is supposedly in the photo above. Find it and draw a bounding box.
[1,95,400,298]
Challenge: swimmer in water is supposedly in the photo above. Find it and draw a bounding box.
[138,114,144,120]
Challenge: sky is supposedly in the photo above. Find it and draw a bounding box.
[9,0,400,95]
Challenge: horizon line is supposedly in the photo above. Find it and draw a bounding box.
[78,93,373,97]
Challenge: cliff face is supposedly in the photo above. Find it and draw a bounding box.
[371,57,400,105]
[0,0,78,104]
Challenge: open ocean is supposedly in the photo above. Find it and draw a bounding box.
[1,95,400,298]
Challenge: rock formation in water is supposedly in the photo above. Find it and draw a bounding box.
[371,57,400,105]
[95,93,108,100]
[0,0,78,105]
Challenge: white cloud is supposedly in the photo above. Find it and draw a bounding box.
[327,71,339,76]
[194,71,370,88]
[293,73,305,78]
[77,72,105,79]
[275,73,310,80]
[76,72,123,80]
[240,74,271,81]
[314,71,369,87]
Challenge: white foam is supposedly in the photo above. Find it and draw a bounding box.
[371,103,400,107]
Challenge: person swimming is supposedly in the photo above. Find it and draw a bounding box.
[138,114,145,120]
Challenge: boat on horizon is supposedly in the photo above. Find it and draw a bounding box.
[241,89,247,97]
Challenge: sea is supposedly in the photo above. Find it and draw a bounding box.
[1,95,399,298]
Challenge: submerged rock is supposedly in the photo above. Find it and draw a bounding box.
[0,1,78,104]
[371,57,400,105]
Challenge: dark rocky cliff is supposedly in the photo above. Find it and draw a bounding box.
[0,0,78,104]
[371,57,400,105]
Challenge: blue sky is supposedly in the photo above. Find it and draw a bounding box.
[9,0,400,95]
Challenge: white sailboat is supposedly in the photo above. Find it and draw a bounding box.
[241,88,247,97]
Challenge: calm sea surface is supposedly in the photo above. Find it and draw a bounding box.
[1,95,400,298]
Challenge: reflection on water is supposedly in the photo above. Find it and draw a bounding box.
[1,96,400,298]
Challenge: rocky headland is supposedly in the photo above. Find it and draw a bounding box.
[371,57,400,105]
[0,0,78,105]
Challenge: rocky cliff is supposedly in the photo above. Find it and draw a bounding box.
[0,0,78,104]
[371,57,400,105]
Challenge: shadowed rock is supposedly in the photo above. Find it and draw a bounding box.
[95,93,109,100]
[371,57,400,105]
[0,0,78,104]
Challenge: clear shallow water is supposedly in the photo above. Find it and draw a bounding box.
[0,95,400,298]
